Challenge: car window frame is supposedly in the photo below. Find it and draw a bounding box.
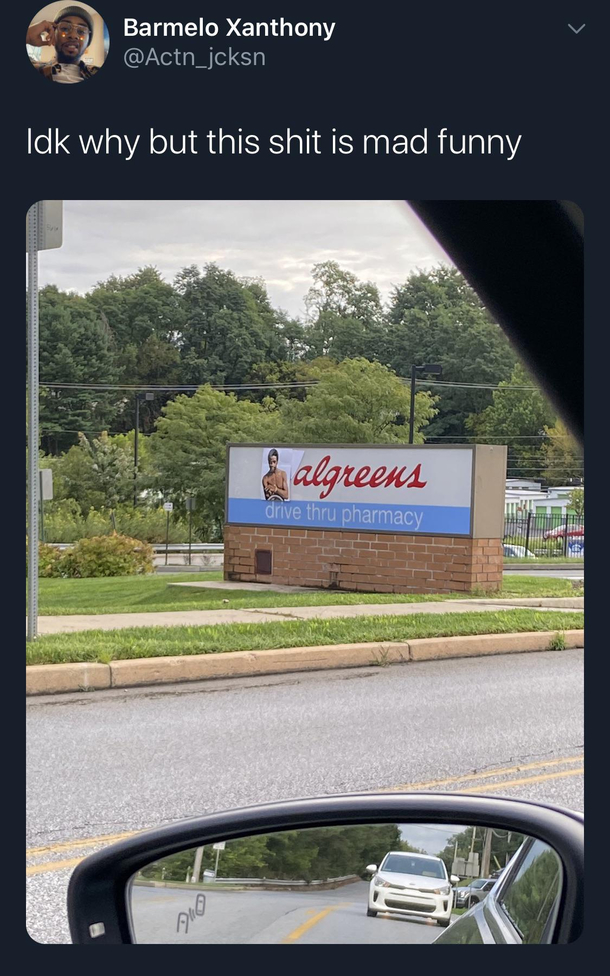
[484,837,564,944]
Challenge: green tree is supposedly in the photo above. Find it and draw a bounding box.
[43,431,142,513]
[150,385,279,537]
[467,362,556,480]
[88,266,183,349]
[568,487,584,518]
[541,419,584,486]
[88,267,184,434]
[78,431,134,509]
[276,358,438,444]
[175,265,288,386]
[382,267,518,439]
[37,285,118,453]
[303,261,384,360]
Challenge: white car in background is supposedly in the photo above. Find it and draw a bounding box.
[503,544,536,558]
[366,851,459,928]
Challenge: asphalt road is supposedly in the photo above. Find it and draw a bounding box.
[130,882,443,944]
[26,649,584,944]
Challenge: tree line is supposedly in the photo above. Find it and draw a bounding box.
[138,824,421,885]
[37,261,523,452]
[35,261,583,542]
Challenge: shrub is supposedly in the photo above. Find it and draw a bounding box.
[41,502,209,544]
[26,541,64,578]
[38,543,63,577]
[60,535,155,578]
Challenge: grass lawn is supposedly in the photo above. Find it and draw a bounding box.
[33,573,583,616]
[26,609,584,665]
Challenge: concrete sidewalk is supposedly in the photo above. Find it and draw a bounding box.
[29,597,582,636]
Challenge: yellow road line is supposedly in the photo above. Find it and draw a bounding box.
[27,830,138,858]
[464,767,584,793]
[28,755,583,860]
[281,905,345,944]
[27,856,84,877]
[27,757,584,878]
[382,754,584,792]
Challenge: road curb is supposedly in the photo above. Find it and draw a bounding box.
[25,629,584,696]
[467,597,583,609]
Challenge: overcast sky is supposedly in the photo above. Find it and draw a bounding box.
[399,824,462,856]
[37,200,451,318]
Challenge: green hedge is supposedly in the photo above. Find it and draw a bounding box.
[32,535,155,578]
[40,501,206,544]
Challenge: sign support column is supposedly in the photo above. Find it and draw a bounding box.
[27,203,40,641]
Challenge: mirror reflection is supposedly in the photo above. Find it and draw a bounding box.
[128,822,562,944]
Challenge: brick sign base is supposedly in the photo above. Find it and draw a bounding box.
[224,525,503,594]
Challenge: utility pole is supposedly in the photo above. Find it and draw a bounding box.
[481,827,493,878]
[27,202,63,642]
[409,364,417,444]
[408,363,442,443]
[191,846,204,884]
[134,391,154,506]
[27,203,40,642]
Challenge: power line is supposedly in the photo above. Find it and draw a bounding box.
[35,376,546,394]
[37,381,319,392]
[413,379,538,391]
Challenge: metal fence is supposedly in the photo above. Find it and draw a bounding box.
[503,512,584,558]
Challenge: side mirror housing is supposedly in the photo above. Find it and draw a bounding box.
[366,863,378,874]
[450,874,460,885]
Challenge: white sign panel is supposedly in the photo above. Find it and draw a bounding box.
[26,200,63,252]
[40,468,54,501]
[163,502,173,512]
[227,445,474,536]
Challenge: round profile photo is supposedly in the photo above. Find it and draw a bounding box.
[26,4,109,82]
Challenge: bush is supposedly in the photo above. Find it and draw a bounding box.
[41,501,211,544]
[26,541,63,578]
[38,543,63,577]
[60,535,155,578]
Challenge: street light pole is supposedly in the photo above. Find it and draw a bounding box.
[27,201,63,643]
[133,394,140,508]
[134,392,154,507]
[409,364,442,444]
[27,203,40,642]
[409,364,417,444]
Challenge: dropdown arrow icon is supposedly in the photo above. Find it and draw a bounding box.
[568,24,586,33]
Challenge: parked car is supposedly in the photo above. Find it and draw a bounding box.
[543,524,584,540]
[434,834,565,944]
[503,545,536,558]
[366,850,459,927]
[454,877,495,908]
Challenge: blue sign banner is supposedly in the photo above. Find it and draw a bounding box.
[227,498,471,535]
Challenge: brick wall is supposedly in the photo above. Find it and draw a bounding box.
[224,525,503,593]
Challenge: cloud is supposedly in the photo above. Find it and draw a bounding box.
[38,201,451,317]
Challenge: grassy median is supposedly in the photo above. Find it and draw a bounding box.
[26,609,584,666]
[33,573,583,616]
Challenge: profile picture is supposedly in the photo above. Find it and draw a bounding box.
[26,4,109,82]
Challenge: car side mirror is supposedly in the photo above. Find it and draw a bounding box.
[67,793,583,944]
[450,875,460,885]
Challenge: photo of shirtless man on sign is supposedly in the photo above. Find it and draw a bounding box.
[262,449,289,501]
